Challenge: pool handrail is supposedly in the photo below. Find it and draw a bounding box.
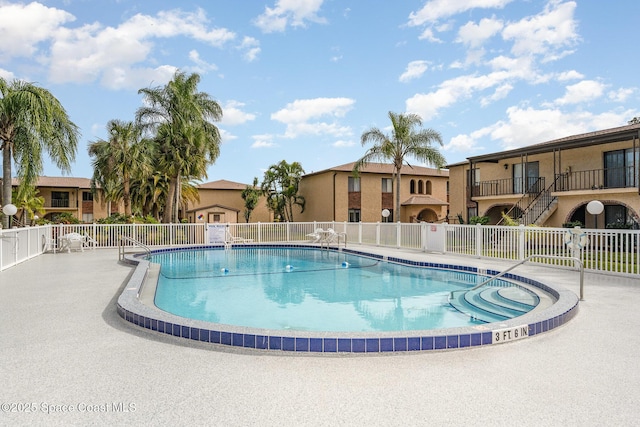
[118,236,151,261]
[451,254,584,301]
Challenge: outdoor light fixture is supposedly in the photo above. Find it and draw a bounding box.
[586,200,604,229]
[504,164,509,170]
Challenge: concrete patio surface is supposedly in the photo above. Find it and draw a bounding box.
[1,247,639,426]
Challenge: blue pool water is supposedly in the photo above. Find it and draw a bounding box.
[152,247,515,332]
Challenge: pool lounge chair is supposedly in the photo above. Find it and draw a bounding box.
[306,228,324,243]
[225,230,254,245]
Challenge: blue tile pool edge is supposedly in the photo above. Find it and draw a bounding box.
[117,244,580,354]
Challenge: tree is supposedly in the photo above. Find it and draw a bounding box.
[261,160,305,222]
[241,177,262,223]
[353,111,445,221]
[12,185,45,225]
[88,120,152,216]
[136,70,222,223]
[0,78,79,228]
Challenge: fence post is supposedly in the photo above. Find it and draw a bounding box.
[475,223,482,258]
[376,222,381,246]
[396,221,402,249]
[518,224,526,260]
[258,222,262,243]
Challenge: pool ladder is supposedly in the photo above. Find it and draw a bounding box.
[449,254,585,302]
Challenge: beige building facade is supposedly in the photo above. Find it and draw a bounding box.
[298,162,449,223]
[185,179,272,224]
[9,176,112,223]
[447,124,640,228]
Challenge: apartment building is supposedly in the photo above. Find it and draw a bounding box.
[448,124,640,228]
[298,162,449,223]
[9,176,111,223]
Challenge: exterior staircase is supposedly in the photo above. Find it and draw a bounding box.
[499,176,560,226]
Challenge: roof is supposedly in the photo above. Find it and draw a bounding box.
[198,179,250,190]
[304,162,448,178]
[402,195,449,206]
[186,203,240,213]
[468,123,640,163]
[11,176,92,188]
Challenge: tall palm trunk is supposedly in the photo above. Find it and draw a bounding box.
[163,178,178,223]
[2,147,12,229]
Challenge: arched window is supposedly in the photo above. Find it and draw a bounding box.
[418,180,424,194]
[410,179,416,194]
[426,180,432,195]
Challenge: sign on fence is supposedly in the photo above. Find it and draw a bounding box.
[207,224,226,244]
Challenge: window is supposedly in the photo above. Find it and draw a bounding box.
[467,207,477,220]
[382,209,393,222]
[348,209,361,222]
[348,176,360,192]
[410,179,416,194]
[82,191,93,201]
[418,180,424,194]
[51,191,69,208]
[82,213,94,223]
[425,180,432,195]
[604,148,639,188]
[381,178,393,193]
[513,162,540,193]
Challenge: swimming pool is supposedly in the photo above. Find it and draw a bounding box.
[117,244,580,353]
[152,247,534,332]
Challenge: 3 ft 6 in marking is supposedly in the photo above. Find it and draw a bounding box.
[493,325,529,343]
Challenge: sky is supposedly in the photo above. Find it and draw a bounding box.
[1,0,639,185]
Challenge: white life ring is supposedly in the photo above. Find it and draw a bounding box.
[564,228,588,250]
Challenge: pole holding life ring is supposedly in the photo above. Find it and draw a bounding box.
[564,226,588,251]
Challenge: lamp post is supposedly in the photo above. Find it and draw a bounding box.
[586,200,604,229]
[2,204,18,229]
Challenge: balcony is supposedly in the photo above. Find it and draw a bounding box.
[472,177,545,197]
[555,166,639,192]
[47,199,71,208]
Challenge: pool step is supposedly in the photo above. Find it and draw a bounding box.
[449,286,539,323]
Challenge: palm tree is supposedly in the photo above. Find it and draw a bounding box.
[261,160,305,222]
[241,177,262,223]
[353,111,446,221]
[136,70,222,223]
[88,120,152,216]
[13,185,45,225]
[0,77,79,228]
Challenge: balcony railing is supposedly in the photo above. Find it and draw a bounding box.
[555,166,639,192]
[49,200,70,208]
[472,177,544,197]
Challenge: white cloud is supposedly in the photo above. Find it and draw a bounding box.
[408,0,513,26]
[457,17,503,48]
[251,134,277,148]
[406,71,511,120]
[551,80,606,106]
[0,68,15,80]
[254,0,326,33]
[1,5,237,88]
[608,87,635,103]
[220,100,257,126]
[271,97,354,138]
[188,50,218,73]
[238,37,260,62]
[0,2,75,59]
[556,70,584,81]
[448,106,634,154]
[502,1,579,61]
[399,60,429,83]
[480,83,513,106]
[332,140,356,148]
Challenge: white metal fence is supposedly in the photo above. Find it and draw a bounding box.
[1,222,638,276]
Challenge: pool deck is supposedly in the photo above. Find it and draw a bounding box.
[1,246,639,426]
